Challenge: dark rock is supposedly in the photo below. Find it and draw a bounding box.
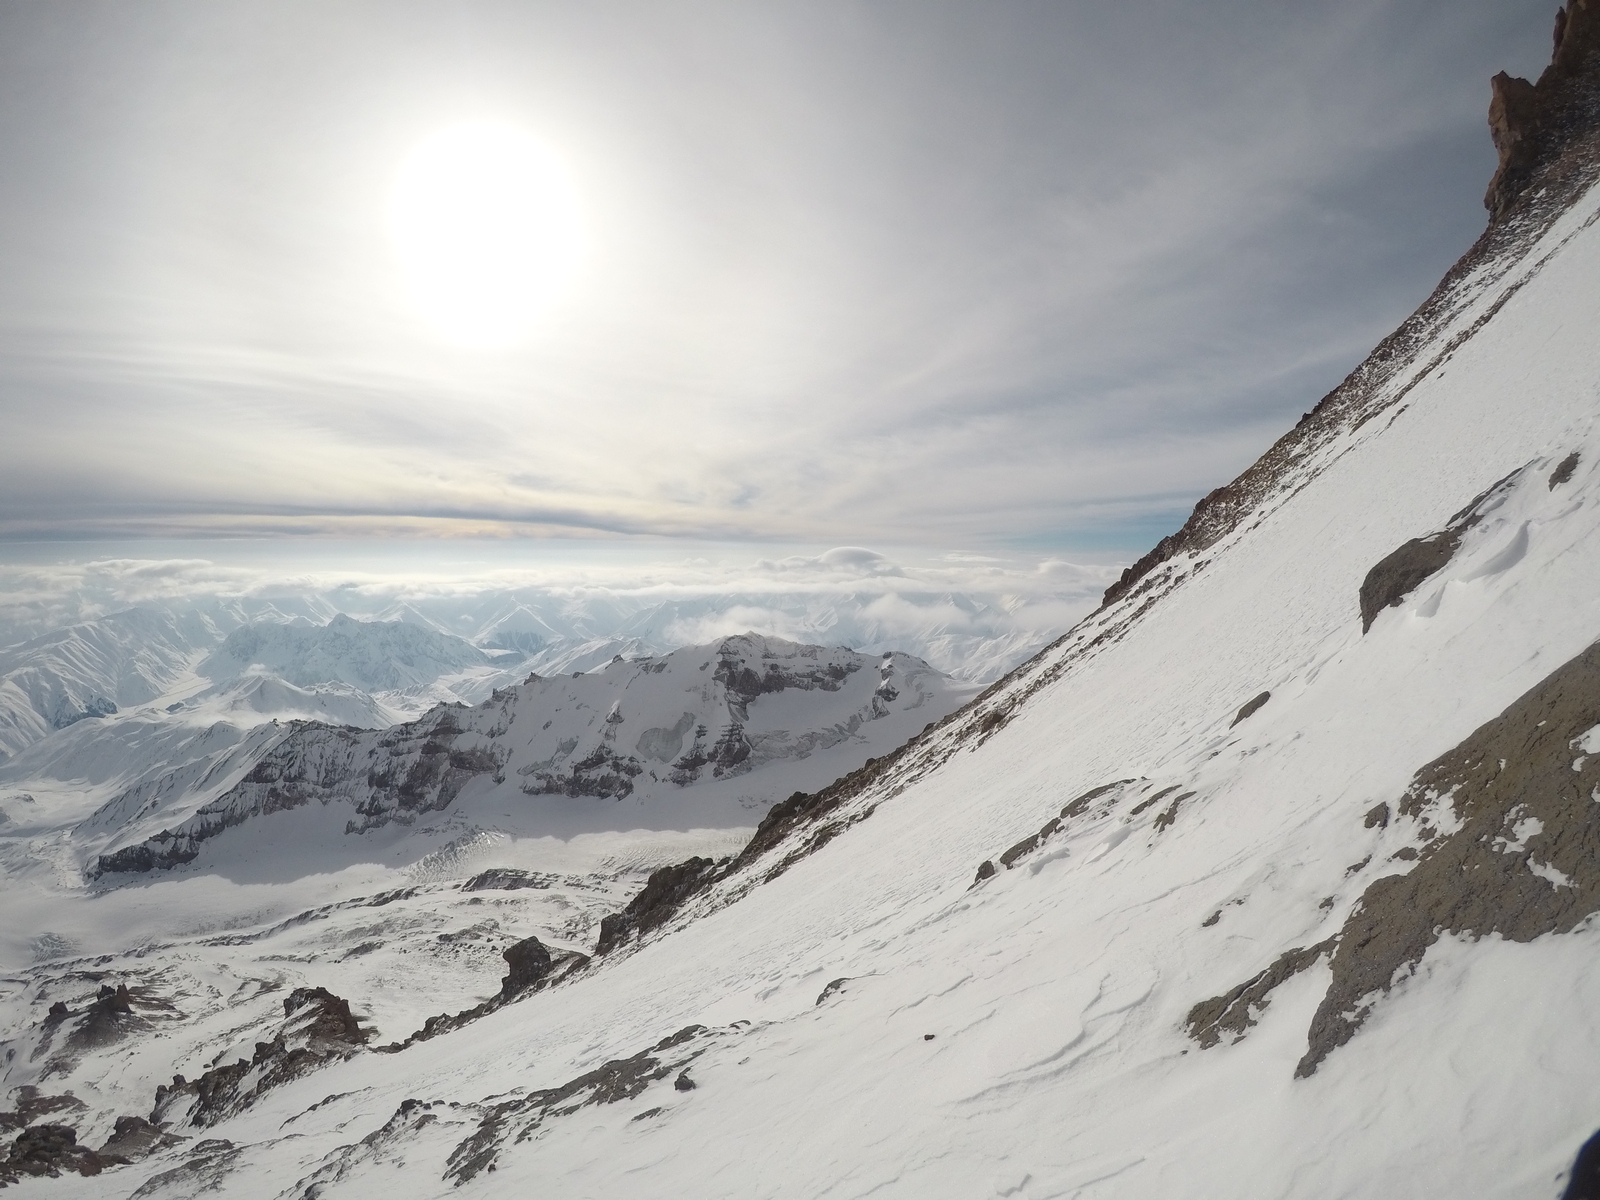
[1230,691,1271,727]
[1359,532,1461,633]
[1184,940,1337,1050]
[500,936,554,998]
[595,857,721,956]
[66,981,147,1052]
[0,1087,86,1135]
[1298,638,1600,1077]
[816,978,850,1005]
[972,860,997,886]
[6,1123,104,1178]
[283,986,367,1046]
[153,987,367,1129]
[461,868,552,893]
[1152,791,1195,833]
[1485,0,1600,220]
[1096,7,1600,614]
[1551,450,1582,488]
[673,1070,695,1091]
[1130,785,1180,817]
[999,819,1060,869]
[97,1115,184,1161]
[444,1025,709,1184]
[46,1001,69,1020]
[100,983,133,1013]
[1562,1127,1600,1199]
[1059,780,1137,819]
[1363,803,1391,829]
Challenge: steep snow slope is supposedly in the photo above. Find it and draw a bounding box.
[6,15,1600,1197]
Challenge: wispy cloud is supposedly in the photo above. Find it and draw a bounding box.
[0,2,1557,551]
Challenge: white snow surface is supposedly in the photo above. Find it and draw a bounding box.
[2,179,1600,1200]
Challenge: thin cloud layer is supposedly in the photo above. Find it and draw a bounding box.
[0,1,1559,553]
[0,547,1117,670]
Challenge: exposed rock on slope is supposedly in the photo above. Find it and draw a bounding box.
[150,987,369,1129]
[1296,637,1600,1075]
[1358,464,1525,631]
[1179,632,1600,1073]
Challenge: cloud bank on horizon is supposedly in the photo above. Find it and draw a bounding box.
[0,546,1116,682]
[0,1,1558,553]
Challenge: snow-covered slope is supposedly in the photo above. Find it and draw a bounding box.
[5,13,1600,1197]
[85,634,965,878]
[0,607,228,760]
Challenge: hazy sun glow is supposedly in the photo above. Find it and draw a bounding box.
[387,122,584,347]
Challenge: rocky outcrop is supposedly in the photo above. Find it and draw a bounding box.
[388,938,590,1050]
[0,1124,104,1183]
[151,987,368,1128]
[443,1025,711,1184]
[1563,1128,1600,1200]
[1184,940,1335,1050]
[499,935,555,997]
[1230,691,1271,727]
[1294,638,1600,1076]
[972,780,1139,884]
[62,983,148,1055]
[460,867,553,892]
[1486,1,1600,220]
[1183,638,1600,1075]
[0,1088,84,1136]
[595,858,724,956]
[1358,467,1522,632]
[1101,4,1600,613]
[96,1115,183,1162]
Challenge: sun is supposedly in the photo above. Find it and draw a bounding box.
[387,122,584,347]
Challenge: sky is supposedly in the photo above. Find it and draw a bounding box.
[0,0,1560,582]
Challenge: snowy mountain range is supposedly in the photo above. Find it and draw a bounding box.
[0,566,1085,763]
[4,8,1600,1197]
